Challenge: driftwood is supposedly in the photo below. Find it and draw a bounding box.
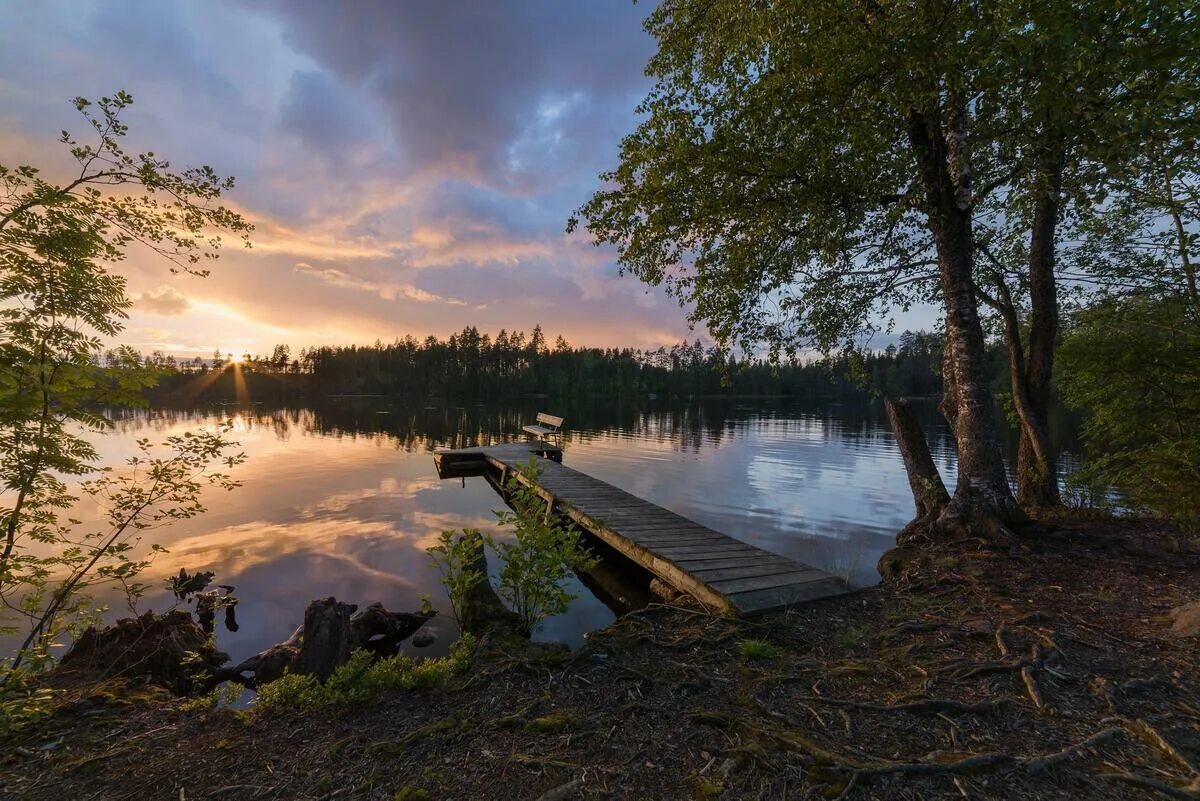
[215,598,436,687]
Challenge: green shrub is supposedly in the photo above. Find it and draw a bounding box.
[1060,295,1200,531]
[492,460,598,636]
[179,681,245,713]
[427,529,486,631]
[0,671,56,736]
[254,633,476,714]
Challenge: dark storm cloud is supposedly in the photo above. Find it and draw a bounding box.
[279,69,381,157]
[250,0,654,190]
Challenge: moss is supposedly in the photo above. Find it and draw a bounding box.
[393,788,430,801]
[693,778,723,799]
[525,711,578,733]
[368,718,461,757]
[494,713,526,729]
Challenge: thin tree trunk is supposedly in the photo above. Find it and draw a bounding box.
[907,108,1023,532]
[885,397,950,521]
[1163,160,1200,319]
[1016,156,1064,508]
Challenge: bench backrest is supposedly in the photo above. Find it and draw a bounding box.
[536,412,564,429]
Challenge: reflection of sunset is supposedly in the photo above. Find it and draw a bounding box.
[60,401,917,664]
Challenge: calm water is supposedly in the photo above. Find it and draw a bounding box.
[12,398,1080,666]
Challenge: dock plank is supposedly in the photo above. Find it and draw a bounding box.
[434,441,850,615]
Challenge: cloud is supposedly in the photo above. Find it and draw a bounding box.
[0,0,757,357]
[293,262,467,306]
[253,0,654,191]
[136,285,192,315]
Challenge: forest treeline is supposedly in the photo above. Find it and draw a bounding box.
[140,327,950,400]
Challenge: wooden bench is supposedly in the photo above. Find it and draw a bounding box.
[522,412,564,443]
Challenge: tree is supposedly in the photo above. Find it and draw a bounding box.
[1059,295,1199,532]
[572,0,1197,533]
[573,1,1021,532]
[0,92,250,676]
[969,1,1198,508]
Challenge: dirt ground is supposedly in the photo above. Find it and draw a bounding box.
[3,515,1198,800]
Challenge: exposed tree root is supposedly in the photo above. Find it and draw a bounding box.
[1101,772,1200,800]
[756,695,1130,799]
[795,695,1009,716]
[1020,666,1044,709]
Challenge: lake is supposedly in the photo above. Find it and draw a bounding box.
[10,397,1081,666]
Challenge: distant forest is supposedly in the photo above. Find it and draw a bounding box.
[132,326,981,403]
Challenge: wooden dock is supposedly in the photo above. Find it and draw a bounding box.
[434,441,850,615]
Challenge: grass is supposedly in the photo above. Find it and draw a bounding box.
[835,625,869,649]
[737,639,780,661]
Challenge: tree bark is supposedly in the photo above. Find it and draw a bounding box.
[1016,155,1064,508]
[885,397,950,521]
[296,597,357,682]
[907,108,1024,532]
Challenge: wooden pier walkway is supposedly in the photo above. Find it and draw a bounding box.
[434,441,850,615]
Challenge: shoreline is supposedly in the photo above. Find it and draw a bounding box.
[4,513,1198,800]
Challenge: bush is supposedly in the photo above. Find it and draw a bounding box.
[254,633,476,714]
[492,460,598,636]
[426,529,486,631]
[1059,295,1200,531]
[0,671,56,736]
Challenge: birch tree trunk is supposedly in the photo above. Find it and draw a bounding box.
[907,107,1025,533]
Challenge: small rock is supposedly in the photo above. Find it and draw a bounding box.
[1169,601,1200,638]
[411,630,436,648]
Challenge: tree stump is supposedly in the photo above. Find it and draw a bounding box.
[296,597,358,682]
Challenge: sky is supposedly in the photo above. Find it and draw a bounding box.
[0,0,702,358]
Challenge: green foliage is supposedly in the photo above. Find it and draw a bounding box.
[0,669,56,736]
[0,92,250,677]
[179,680,245,713]
[835,626,869,649]
[1060,295,1200,531]
[427,529,486,631]
[492,460,598,636]
[254,633,477,714]
[571,0,1198,360]
[737,639,780,661]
